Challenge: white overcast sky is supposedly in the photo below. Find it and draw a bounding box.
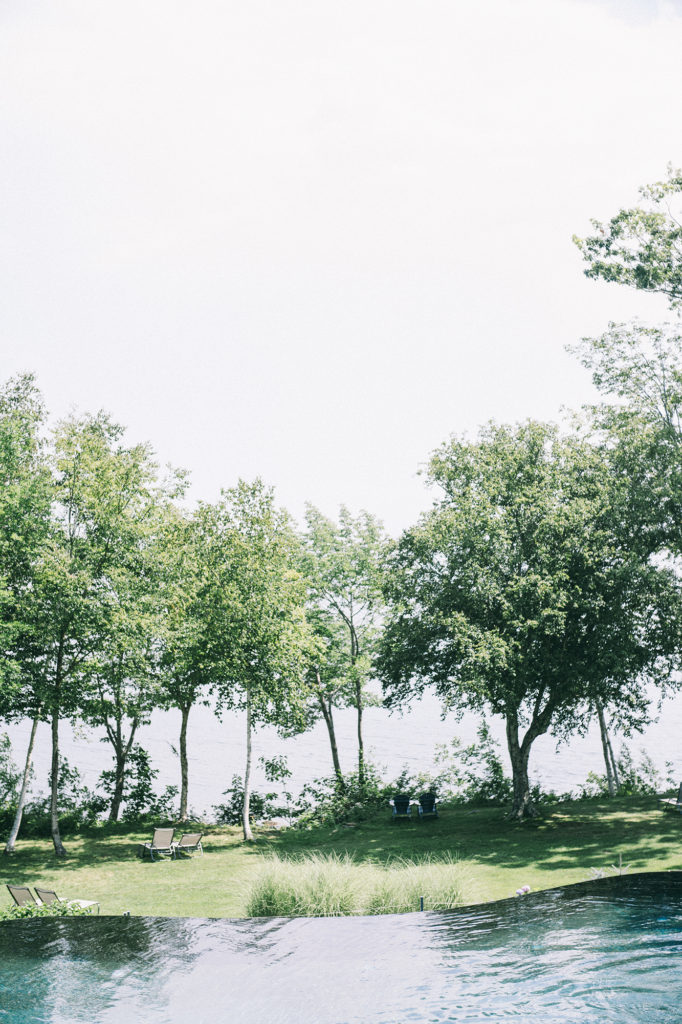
[2,0,681,535]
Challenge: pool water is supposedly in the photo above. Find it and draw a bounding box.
[1,873,681,1023]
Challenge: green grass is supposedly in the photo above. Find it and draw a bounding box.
[1,796,681,918]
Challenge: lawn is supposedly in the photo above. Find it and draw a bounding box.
[1,796,681,917]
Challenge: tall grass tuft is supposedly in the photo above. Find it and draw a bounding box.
[246,853,360,917]
[364,854,463,915]
[244,852,466,917]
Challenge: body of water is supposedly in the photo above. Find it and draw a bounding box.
[1,873,682,1023]
[5,687,682,817]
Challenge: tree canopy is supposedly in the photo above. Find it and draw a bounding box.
[574,166,682,309]
[377,421,682,818]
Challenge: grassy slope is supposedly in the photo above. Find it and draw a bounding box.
[1,796,681,917]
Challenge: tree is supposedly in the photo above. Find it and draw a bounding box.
[574,166,682,309]
[0,374,52,854]
[156,508,217,822]
[377,421,682,818]
[297,608,353,788]
[570,322,682,790]
[202,480,310,841]
[17,413,164,855]
[302,506,387,787]
[80,574,161,821]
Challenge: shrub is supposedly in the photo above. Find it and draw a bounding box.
[0,902,93,922]
[576,745,674,799]
[213,774,277,826]
[19,757,106,837]
[99,746,179,822]
[293,764,389,828]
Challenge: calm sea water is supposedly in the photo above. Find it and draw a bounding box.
[1,874,681,1023]
[6,688,682,816]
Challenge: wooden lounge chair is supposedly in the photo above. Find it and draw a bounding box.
[172,833,203,857]
[7,884,39,907]
[391,795,412,820]
[34,887,100,914]
[660,782,682,814]
[140,826,176,861]
[418,793,439,818]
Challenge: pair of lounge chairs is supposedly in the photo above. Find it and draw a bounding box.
[7,884,99,914]
[139,828,203,861]
[391,793,438,820]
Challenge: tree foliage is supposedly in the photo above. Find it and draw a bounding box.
[574,166,682,309]
[377,421,682,818]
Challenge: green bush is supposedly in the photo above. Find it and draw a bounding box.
[0,902,93,922]
[98,745,179,822]
[244,852,466,917]
[293,764,390,828]
[576,745,674,799]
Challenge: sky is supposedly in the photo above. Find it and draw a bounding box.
[2,0,681,537]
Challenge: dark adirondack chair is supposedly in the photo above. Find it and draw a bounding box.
[391,795,412,820]
[418,793,438,818]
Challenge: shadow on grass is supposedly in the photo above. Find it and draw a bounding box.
[250,796,682,879]
[2,798,681,894]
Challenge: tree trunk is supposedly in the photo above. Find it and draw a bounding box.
[355,677,365,787]
[606,729,620,790]
[317,687,344,789]
[50,706,66,856]
[242,690,254,842]
[596,698,617,797]
[505,715,539,819]
[108,754,126,822]
[179,704,190,821]
[4,713,40,854]
[107,720,138,822]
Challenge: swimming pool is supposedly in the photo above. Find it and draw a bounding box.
[1,872,681,1023]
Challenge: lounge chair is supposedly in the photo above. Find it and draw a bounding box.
[391,795,412,820]
[418,793,439,818]
[660,782,682,814]
[140,827,176,861]
[7,885,39,907]
[172,832,203,857]
[34,887,100,914]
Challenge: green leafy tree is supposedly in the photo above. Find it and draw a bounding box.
[0,375,52,854]
[201,480,310,841]
[16,413,164,855]
[570,322,682,791]
[377,421,682,818]
[574,166,682,309]
[302,506,387,787]
[156,508,219,821]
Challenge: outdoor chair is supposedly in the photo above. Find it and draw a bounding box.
[418,793,439,818]
[34,887,100,914]
[660,782,682,814]
[7,884,39,908]
[172,833,203,857]
[139,827,176,861]
[391,795,412,820]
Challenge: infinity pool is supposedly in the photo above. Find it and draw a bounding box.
[1,873,681,1023]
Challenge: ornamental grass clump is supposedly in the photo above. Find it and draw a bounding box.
[364,855,464,915]
[244,852,466,917]
[246,853,360,917]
